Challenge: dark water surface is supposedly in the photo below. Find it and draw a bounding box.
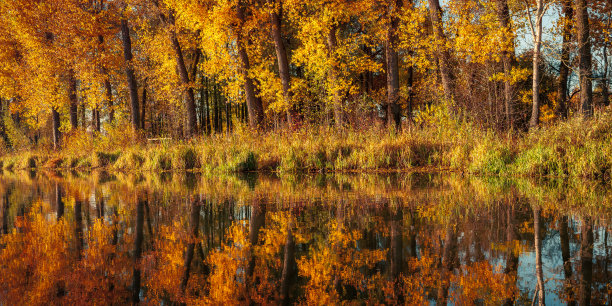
[0,171,610,305]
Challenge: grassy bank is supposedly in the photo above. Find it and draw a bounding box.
[2,109,612,180]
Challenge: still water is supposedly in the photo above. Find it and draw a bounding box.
[0,170,609,305]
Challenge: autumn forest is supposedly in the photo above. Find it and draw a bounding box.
[0,0,610,143]
[0,0,611,305]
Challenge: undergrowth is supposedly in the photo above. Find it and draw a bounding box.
[2,108,612,181]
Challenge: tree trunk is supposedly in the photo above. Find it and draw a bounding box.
[279,222,295,305]
[406,61,414,123]
[269,3,295,125]
[74,200,83,260]
[529,0,544,129]
[503,206,519,306]
[556,0,573,118]
[428,0,454,101]
[576,0,593,116]
[386,0,402,131]
[579,217,593,306]
[80,102,86,129]
[559,216,575,305]
[205,78,211,134]
[120,18,140,131]
[56,183,64,220]
[98,35,114,125]
[68,69,79,129]
[236,2,265,129]
[437,224,456,305]
[132,199,145,303]
[96,195,104,219]
[226,98,231,134]
[496,0,517,128]
[602,37,609,106]
[168,13,198,137]
[141,82,147,130]
[52,107,61,149]
[180,198,200,292]
[326,24,343,128]
[247,201,266,278]
[533,207,545,305]
[390,206,404,303]
[1,188,9,235]
[92,106,100,132]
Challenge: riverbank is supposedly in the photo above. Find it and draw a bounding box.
[2,109,612,180]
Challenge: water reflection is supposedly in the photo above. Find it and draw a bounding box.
[0,171,610,304]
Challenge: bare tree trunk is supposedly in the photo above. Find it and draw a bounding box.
[533,207,545,305]
[528,0,545,129]
[269,2,295,125]
[236,2,265,129]
[556,0,573,118]
[428,0,453,101]
[120,18,140,131]
[68,69,79,129]
[52,107,61,149]
[386,0,402,131]
[496,0,516,128]
[576,0,593,116]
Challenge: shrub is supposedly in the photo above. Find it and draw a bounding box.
[144,149,172,171]
[44,157,64,168]
[513,145,563,177]
[114,150,145,170]
[173,146,200,170]
[279,147,303,173]
[92,151,120,168]
[469,142,513,175]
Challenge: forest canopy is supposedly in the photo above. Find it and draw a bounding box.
[0,0,610,149]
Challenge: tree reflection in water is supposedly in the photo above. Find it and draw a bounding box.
[0,171,610,304]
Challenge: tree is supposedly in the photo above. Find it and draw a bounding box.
[152,0,199,137]
[576,0,593,116]
[428,0,454,102]
[525,0,551,129]
[578,217,593,306]
[269,0,296,125]
[236,0,265,129]
[556,0,573,118]
[121,17,141,131]
[386,0,403,130]
[496,0,517,128]
[533,207,545,305]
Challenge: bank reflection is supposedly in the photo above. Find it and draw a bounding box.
[0,171,609,304]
